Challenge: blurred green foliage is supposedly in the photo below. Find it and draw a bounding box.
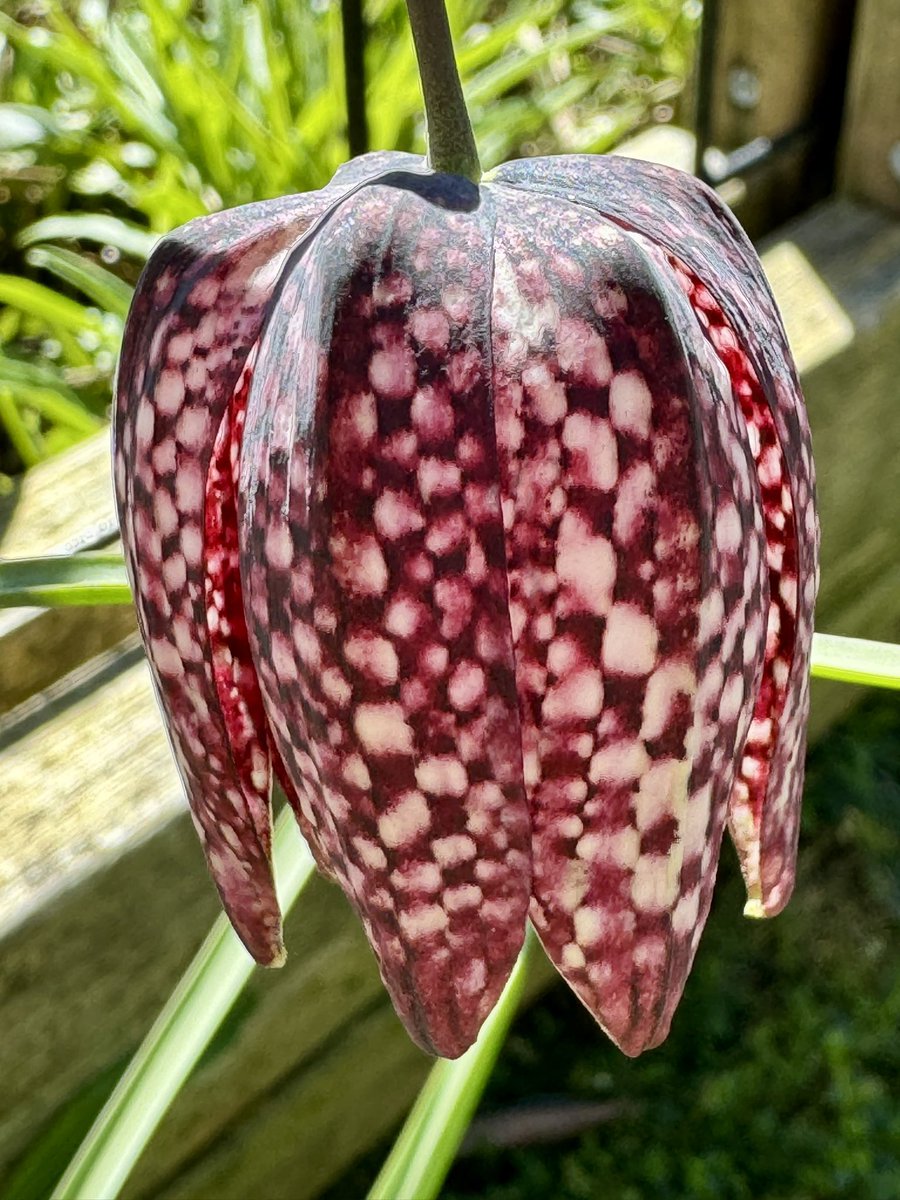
[0,0,698,477]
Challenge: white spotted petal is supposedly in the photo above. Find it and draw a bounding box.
[238,175,531,1058]
[115,150,818,1059]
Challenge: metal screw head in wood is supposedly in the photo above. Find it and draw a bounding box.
[728,65,762,110]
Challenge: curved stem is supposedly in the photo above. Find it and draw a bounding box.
[405,0,481,182]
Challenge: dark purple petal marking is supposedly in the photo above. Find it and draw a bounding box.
[113,156,432,962]
[494,152,818,919]
[239,178,531,1058]
[116,149,818,1057]
[114,192,332,962]
[488,188,768,1054]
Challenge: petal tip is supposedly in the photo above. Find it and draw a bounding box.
[608,1019,672,1059]
[235,920,285,968]
[760,877,795,919]
[744,871,795,919]
[266,944,288,968]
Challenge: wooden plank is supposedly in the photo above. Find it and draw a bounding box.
[121,921,400,1200]
[149,1005,430,1200]
[0,810,217,1179]
[696,0,855,235]
[0,641,178,934]
[0,601,136,715]
[0,645,190,1171]
[838,0,900,214]
[0,430,114,556]
[706,0,852,145]
[0,430,135,712]
[0,641,392,1184]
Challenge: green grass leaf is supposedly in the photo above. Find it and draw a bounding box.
[0,11,180,154]
[0,388,43,468]
[26,246,135,319]
[0,353,85,403]
[9,385,105,435]
[0,553,132,607]
[0,275,107,338]
[455,0,562,74]
[18,215,159,260]
[51,811,316,1200]
[465,12,621,107]
[810,633,900,691]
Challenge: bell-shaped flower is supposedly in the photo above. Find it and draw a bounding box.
[114,151,818,1058]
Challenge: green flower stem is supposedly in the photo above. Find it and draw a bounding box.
[51,811,315,1200]
[404,0,481,181]
[366,928,537,1200]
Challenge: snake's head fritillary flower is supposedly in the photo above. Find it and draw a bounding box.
[114,151,818,1058]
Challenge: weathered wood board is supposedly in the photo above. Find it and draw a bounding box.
[838,0,900,215]
[1,131,899,1198]
[695,0,856,235]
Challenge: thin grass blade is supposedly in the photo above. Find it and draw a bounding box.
[0,553,132,607]
[50,811,315,1200]
[26,246,134,319]
[18,215,159,260]
[0,389,43,468]
[464,14,620,106]
[810,632,900,690]
[0,276,107,338]
[0,354,84,402]
[10,386,105,435]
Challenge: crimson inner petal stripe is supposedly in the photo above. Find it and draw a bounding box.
[669,256,799,831]
[203,347,273,850]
